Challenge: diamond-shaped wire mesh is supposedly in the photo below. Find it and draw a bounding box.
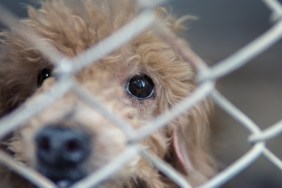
[0,0,281,187]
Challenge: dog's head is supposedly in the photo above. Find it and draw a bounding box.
[0,0,215,187]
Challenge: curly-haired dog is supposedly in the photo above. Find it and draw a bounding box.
[0,0,216,187]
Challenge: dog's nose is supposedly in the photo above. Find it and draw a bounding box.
[35,126,91,167]
[35,126,93,188]
[35,126,91,186]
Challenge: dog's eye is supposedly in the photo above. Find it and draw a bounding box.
[126,74,155,100]
[37,68,52,87]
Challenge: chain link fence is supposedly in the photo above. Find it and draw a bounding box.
[0,0,281,187]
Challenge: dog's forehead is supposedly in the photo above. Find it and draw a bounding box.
[25,0,138,56]
[1,0,189,86]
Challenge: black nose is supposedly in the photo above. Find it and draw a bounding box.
[35,126,91,185]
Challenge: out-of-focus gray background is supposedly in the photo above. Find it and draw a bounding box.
[172,1,282,188]
[0,0,281,187]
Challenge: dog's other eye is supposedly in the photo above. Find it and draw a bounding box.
[126,74,155,100]
[37,68,52,87]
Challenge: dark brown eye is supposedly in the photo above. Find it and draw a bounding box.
[37,68,52,87]
[126,74,155,100]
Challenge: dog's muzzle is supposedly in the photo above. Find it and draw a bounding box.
[35,125,92,188]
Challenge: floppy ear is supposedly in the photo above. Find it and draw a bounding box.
[156,63,216,184]
[152,9,216,183]
[171,99,216,184]
[150,43,216,183]
[0,33,40,117]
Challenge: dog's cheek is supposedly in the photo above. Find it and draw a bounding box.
[91,127,127,163]
[16,118,51,168]
[7,129,36,167]
[88,126,142,176]
[129,99,157,119]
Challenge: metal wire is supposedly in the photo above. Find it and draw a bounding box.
[72,146,140,188]
[0,0,281,187]
[141,149,192,188]
[0,151,56,188]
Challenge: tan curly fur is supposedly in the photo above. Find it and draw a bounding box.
[0,0,216,187]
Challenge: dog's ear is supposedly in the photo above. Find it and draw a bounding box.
[0,34,40,117]
[171,99,216,184]
[151,39,216,182]
[156,61,216,183]
[0,61,37,117]
[151,11,215,182]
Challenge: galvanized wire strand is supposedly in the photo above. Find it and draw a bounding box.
[154,22,210,72]
[198,21,282,82]
[200,143,265,188]
[0,151,56,188]
[0,5,67,65]
[72,83,136,138]
[0,0,281,187]
[135,0,165,9]
[133,81,214,142]
[141,149,192,188]
[263,0,282,13]
[0,79,73,139]
[70,10,156,75]
[249,119,282,142]
[263,0,282,21]
[262,148,282,171]
[71,146,139,188]
[211,90,261,134]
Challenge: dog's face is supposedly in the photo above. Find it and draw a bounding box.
[0,0,215,187]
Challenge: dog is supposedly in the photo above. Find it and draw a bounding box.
[0,0,216,187]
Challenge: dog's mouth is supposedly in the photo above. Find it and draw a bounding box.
[37,165,87,188]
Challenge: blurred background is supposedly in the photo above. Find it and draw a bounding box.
[173,1,282,188]
[0,0,281,187]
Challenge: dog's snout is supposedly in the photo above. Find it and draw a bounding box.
[35,126,91,168]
